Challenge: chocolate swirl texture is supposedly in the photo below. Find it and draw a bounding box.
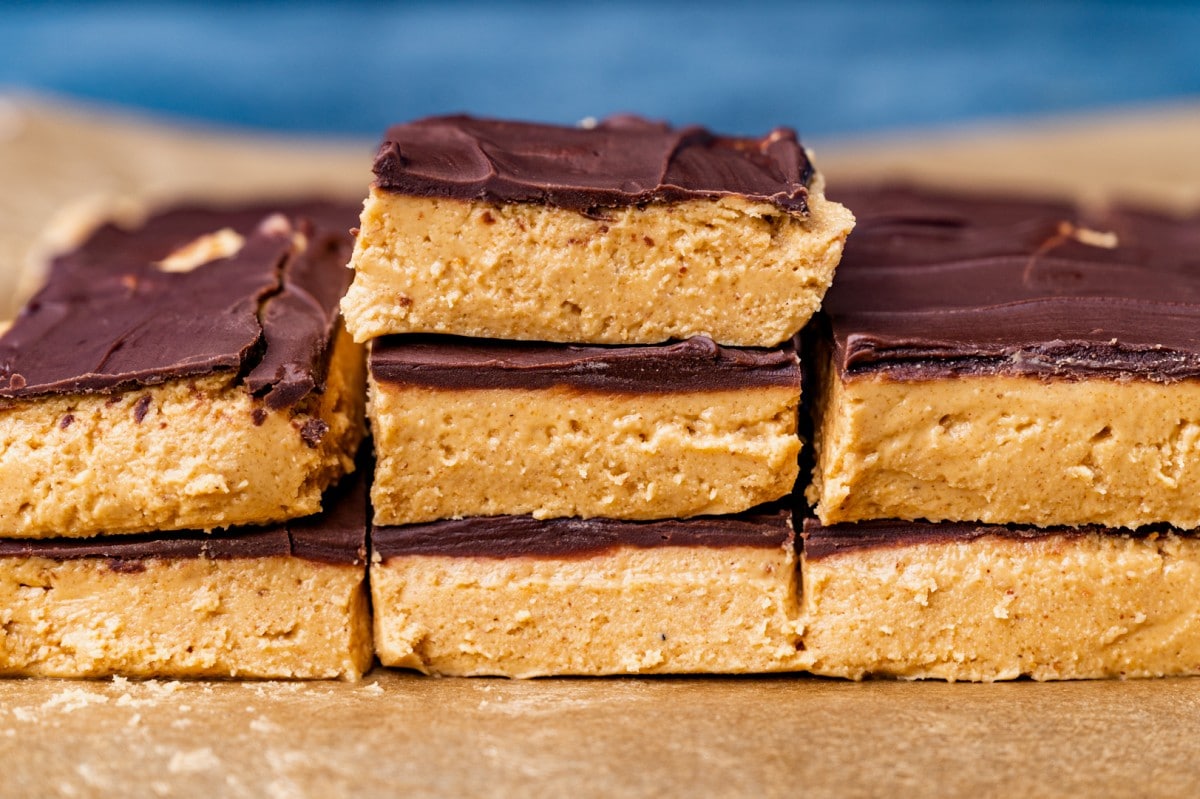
[375,508,793,560]
[0,200,358,405]
[824,185,1200,381]
[372,114,814,214]
[369,335,801,394]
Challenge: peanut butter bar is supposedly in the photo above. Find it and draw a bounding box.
[369,335,801,525]
[342,115,854,347]
[0,472,371,680]
[800,518,1200,681]
[808,185,1200,529]
[0,202,366,537]
[373,510,803,677]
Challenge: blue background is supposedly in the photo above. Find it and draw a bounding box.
[2,1,1198,139]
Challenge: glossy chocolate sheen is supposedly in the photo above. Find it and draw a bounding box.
[825,185,1200,381]
[370,335,801,393]
[372,114,814,215]
[374,508,793,561]
[0,200,357,406]
[0,468,368,566]
[800,517,1195,560]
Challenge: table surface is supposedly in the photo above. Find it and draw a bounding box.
[1,96,1200,798]
[3,671,1199,799]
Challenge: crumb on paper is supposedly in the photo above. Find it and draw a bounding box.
[77,763,112,790]
[265,748,309,778]
[168,747,221,774]
[267,777,303,799]
[43,688,110,714]
[114,678,186,709]
[250,716,282,734]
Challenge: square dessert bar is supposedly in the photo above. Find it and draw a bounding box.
[807,185,1200,529]
[0,471,371,680]
[372,510,803,677]
[0,201,366,538]
[369,335,801,525]
[799,518,1200,681]
[342,115,854,347]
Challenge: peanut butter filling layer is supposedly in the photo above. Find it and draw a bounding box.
[343,186,853,347]
[800,528,1200,681]
[809,367,1200,530]
[370,381,799,525]
[373,542,802,678]
[0,327,364,538]
[0,555,370,680]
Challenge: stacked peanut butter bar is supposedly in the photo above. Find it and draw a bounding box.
[799,185,1200,680]
[3,118,1193,684]
[0,202,371,679]
[343,115,854,676]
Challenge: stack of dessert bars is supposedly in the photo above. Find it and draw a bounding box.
[800,185,1200,680]
[341,115,855,676]
[7,115,1196,683]
[0,202,371,679]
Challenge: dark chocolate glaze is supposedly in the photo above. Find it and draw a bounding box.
[372,114,813,215]
[374,508,793,561]
[369,335,800,393]
[801,518,1075,560]
[245,214,357,408]
[0,467,368,566]
[800,517,1198,560]
[0,200,357,405]
[824,185,1200,381]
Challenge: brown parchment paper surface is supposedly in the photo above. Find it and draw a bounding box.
[1,95,1200,798]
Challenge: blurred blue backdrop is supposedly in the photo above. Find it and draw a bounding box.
[2,1,1198,139]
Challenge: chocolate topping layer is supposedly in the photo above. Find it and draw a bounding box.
[0,200,357,405]
[0,468,367,566]
[246,215,357,408]
[370,335,800,393]
[372,114,814,215]
[825,185,1200,381]
[800,517,1193,560]
[374,508,793,561]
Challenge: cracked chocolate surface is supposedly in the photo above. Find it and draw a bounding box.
[0,200,357,406]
